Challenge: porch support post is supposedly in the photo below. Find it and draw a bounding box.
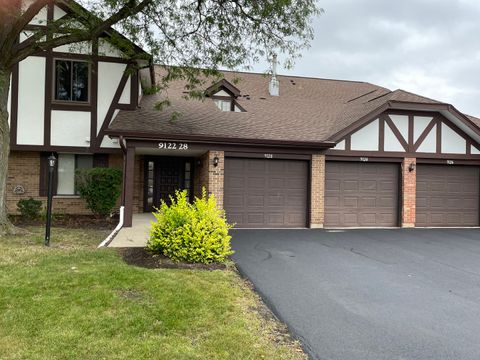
[401,157,416,228]
[310,154,325,228]
[207,151,224,209]
[123,146,135,227]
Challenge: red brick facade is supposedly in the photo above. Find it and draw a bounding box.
[7,151,91,215]
[310,154,325,228]
[401,157,416,227]
[194,151,224,208]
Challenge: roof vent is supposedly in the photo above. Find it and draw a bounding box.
[269,54,279,96]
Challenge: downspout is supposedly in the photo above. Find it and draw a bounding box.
[98,136,127,248]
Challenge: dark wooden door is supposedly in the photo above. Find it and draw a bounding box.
[416,165,479,227]
[224,158,308,228]
[325,162,399,227]
[145,158,191,211]
[154,158,185,207]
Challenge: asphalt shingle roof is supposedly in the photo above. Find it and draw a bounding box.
[108,68,474,143]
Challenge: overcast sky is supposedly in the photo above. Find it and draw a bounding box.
[252,0,480,117]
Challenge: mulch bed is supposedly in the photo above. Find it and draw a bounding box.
[10,215,117,230]
[118,247,228,270]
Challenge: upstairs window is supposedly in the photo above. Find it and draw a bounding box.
[54,59,89,102]
[205,79,245,112]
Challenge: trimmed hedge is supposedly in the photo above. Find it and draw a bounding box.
[75,168,123,217]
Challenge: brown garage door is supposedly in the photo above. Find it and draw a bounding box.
[416,165,479,227]
[325,162,399,227]
[224,158,308,228]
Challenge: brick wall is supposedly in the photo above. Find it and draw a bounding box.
[310,154,325,228]
[193,151,224,208]
[6,151,91,215]
[401,157,416,227]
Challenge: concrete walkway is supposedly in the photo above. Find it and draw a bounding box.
[108,213,154,247]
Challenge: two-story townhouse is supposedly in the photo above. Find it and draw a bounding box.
[6,0,152,215]
[7,1,480,230]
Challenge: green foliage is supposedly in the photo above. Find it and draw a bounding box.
[75,168,123,217]
[17,198,43,220]
[148,189,234,264]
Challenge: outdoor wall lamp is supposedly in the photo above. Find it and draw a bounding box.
[213,156,220,167]
[45,153,57,247]
[408,162,416,172]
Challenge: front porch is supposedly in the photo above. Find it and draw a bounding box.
[122,142,225,227]
[108,213,154,247]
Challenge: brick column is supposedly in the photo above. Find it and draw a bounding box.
[310,154,325,228]
[401,157,416,228]
[196,151,225,208]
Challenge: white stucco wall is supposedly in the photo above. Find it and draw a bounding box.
[389,114,409,142]
[17,56,45,145]
[7,75,11,126]
[441,123,466,154]
[54,41,92,55]
[51,111,91,147]
[99,39,124,58]
[24,1,47,25]
[414,116,433,142]
[333,140,345,150]
[54,5,67,20]
[97,62,126,135]
[119,77,131,104]
[351,119,379,151]
[417,124,437,153]
[384,124,404,152]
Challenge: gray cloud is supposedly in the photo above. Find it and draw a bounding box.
[253,0,480,117]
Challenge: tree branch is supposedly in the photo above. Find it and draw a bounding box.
[8,0,153,67]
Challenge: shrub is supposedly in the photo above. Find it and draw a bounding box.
[75,168,123,218]
[17,198,43,220]
[147,189,234,264]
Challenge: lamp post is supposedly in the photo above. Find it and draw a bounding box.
[45,154,56,247]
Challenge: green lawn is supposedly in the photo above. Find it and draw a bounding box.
[0,227,304,360]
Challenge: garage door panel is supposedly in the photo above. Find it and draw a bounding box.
[326,162,399,227]
[416,165,479,227]
[225,158,308,228]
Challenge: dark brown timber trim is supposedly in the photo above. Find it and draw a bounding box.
[90,38,99,148]
[123,146,135,227]
[436,118,442,153]
[224,152,312,161]
[379,115,385,152]
[10,63,19,146]
[105,131,335,150]
[43,3,54,146]
[385,115,408,150]
[326,155,403,163]
[413,118,436,151]
[96,65,132,145]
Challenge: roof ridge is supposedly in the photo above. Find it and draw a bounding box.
[392,89,442,104]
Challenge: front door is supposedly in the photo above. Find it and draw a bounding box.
[145,157,193,211]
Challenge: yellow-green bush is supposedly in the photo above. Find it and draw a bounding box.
[147,189,234,264]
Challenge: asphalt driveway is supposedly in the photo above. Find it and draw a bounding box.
[231,229,480,360]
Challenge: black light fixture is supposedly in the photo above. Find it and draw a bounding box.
[213,156,220,167]
[408,162,416,172]
[45,153,57,247]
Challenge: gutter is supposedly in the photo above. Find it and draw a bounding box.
[98,136,128,248]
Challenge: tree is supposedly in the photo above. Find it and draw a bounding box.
[0,0,321,236]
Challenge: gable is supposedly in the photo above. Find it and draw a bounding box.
[329,111,480,157]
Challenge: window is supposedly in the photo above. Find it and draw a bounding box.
[213,97,244,112]
[57,154,93,195]
[54,60,89,102]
